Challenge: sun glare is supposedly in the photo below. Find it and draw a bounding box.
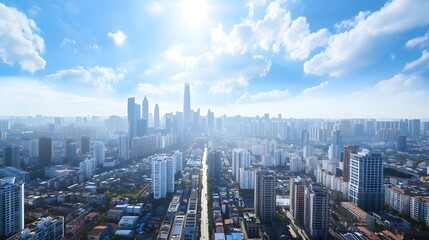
[180,0,209,27]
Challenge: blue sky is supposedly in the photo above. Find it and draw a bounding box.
[1,0,429,118]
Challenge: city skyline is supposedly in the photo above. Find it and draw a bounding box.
[1,0,429,118]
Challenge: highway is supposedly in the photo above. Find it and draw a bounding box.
[200,147,209,239]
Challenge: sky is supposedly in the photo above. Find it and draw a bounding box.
[1,0,429,118]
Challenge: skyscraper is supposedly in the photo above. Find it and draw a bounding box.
[81,136,90,155]
[0,177,24,238]
[142,96,149,124]
[183,83,191,127]
[4,146,20,168]
[154,103,160,129]
[304,183,330,238]
[348,149,385,212]
[127,97,137,141]
[343,145,359,182]
[38,137,53,168]
[254,170,276,223]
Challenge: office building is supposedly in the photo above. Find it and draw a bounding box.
[343,145,359,182]
[136,118,147,137]
[4,146,20,168]
[118,136,129,161]
[154,103,160,129]
[254,170,276,223]
[304,183,329,238]
[0,167,30,183]
[208,150,222,178]
[0,177,24,238]
[348,149,385,212]
[290,155,303,173]
[38,137,53,168]
[152,155,175,199]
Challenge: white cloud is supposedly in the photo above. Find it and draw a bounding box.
[61,38,76,46]
[45,66,126,92]
[0,78,124,116]
[107,30,127,46]
[403,50,429,71]
[304,0,429,77]
[211,0,329,60]
[334,11,370,32]
[144,64,161,76]
[86,43,100,50]
[300,81,329,95]
[406,30,429,48]
[147,1,164,16]
[235,89,290,104]
[0,3,45,73]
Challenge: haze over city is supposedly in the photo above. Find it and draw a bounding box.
[1,0,429,118]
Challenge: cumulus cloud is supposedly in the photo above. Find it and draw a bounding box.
[235,89,290,104]
[211,0,329,60]
[304,0,429,77]
[406,30,429,48]
[334,11,370,32]
[45,66,126,92]
[107,30,127,46]
[403,50,429,71]
[300,81,329,95]
[0,3,45,73]
[61,38,76,46]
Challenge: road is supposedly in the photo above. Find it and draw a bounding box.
[200,147,209,239]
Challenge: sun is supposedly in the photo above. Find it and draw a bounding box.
[180,0,209,27]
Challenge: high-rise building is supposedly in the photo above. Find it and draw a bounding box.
[397,135,407,152]
[118,136,129,161]
[154,103,160,129]
[304,183,329,238]
[127,97,137,141]
[348,149,385,212]
[136,119,147,137]
[290,155,303,173]
[93,142,105,166]
[152,155,175,199]
[21,139,38,158]
[239,168,256,189]
[290,176,308,222]
[80,136,90,155]
[79,158,96,180]
[232,148,251,182]
[254,170,276,223]
[38,137,53,168]
[183,83,191,127]
[142,96,149,122]
[208,150,222,178]
[343,145,359,182]
[330,130,342,162]
[4,146,20,168]
[0,177,24,238]
[64,138,74,163]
